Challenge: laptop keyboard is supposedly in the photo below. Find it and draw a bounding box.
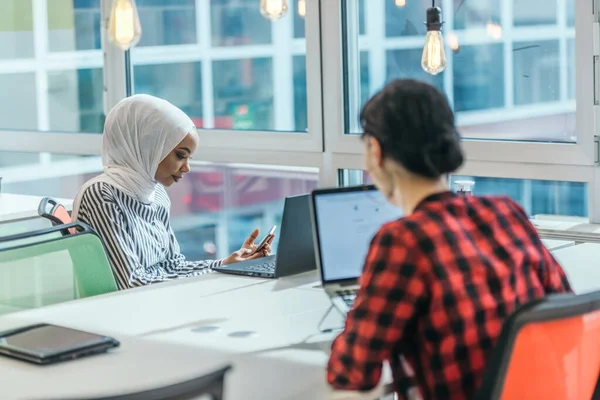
[244,261,276,273]
[336,290,358,308]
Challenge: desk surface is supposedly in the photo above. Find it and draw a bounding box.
[0,193,73,223]
[0,271,388,400]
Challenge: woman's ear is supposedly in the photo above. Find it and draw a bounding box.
[367,136,384,167]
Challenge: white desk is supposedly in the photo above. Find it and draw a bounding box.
[0,333,232,399]
[0,271,390,400]
[0,193,72,223]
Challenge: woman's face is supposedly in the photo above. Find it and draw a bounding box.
[155,132,199,187]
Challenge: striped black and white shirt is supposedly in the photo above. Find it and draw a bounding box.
[76,182,222,289]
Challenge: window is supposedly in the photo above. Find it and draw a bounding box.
[339,169,587,218]
[344,0,576,143]
[0,1,104,133]
[167,163,318,260]
[131,0,308,132]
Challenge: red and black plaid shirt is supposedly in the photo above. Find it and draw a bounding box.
[327,191,572,400]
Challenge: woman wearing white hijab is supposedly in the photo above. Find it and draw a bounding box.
[72,94,272,289]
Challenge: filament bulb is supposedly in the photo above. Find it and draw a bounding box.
[260,0,289,21]
[108,0,142,50]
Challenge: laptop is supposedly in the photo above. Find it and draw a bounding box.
[214,194,316,279]
[310,185,403,314]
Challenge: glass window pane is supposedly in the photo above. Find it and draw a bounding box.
[293,56,307,132]
[513,0,557,26]
[450,176,587,217]
[0,153,102,198]
[513,41,560,105]
[133,62,204,125]
[167,164,318,260]
[387,49,444,94]
[137,0,197,46]
[0,0,34,59]
[567,0,575,27]
[48,68,105,133]
[0,73,37,130]
[344,0,577,142]
[385,0,425,37]
[48,0,102,52]
[453,0,501,30]
[213,58,273,130]
[211,0,271,46]
[453,44,504,112]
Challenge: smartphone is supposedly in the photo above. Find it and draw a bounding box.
[0,323,120,365]
[250,225,276,256]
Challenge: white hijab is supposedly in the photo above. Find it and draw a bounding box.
[72,94,196,220]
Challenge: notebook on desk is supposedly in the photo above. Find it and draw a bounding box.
[214,194,316,279]
[310,185,403,314]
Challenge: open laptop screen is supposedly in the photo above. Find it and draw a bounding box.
[312,185,403,284]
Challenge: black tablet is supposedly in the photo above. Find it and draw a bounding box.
[0,323,120,365]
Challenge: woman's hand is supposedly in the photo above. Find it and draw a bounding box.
[221,228,274,266]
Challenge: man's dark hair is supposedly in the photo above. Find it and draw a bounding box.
[360,79,464,179]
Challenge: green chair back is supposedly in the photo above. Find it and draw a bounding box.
[0,222,118,314]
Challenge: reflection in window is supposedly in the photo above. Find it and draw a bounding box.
[212,58,273,130]
[133,62,204,125]
[210,0,271,46]
[0,0,34,59]
[340,170,588,218]
[453,0,501,30]
[49,0,102,52]
[167,164,318,259]
[513,0,557,26]
[450,176,587,217]
[136,0,196,46]
[48,68,105,133]
[453,44,504,112]
[513,41,560,105]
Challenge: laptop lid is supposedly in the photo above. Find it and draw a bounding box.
[274,194,317,278]
[310,185,403,286]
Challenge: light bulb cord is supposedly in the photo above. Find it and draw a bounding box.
[432,0,435,7]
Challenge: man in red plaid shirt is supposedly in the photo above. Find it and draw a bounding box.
[327,79,572,400]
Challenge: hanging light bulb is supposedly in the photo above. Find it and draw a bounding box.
[395,0,407,7]
[446,32,460,53]
[260,0,288,21]
[421,7,446,75]
[108,0,142,50]
[486,21,502,40]
[297,0,306,18]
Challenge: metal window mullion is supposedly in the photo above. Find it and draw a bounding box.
[271,9,295,131]
[502,0,515,109]
[198,0,215,129]
[558,0,569,102]
[100,0,127,116]
[367,0,386,100]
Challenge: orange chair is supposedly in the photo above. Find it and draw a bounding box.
[37,197,77,235]
[474,291,600,400]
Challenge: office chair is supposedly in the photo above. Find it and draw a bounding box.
[473,291,600,400]
[38,197,77,235]
[71,365,232,400]
[0,222,118,313]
